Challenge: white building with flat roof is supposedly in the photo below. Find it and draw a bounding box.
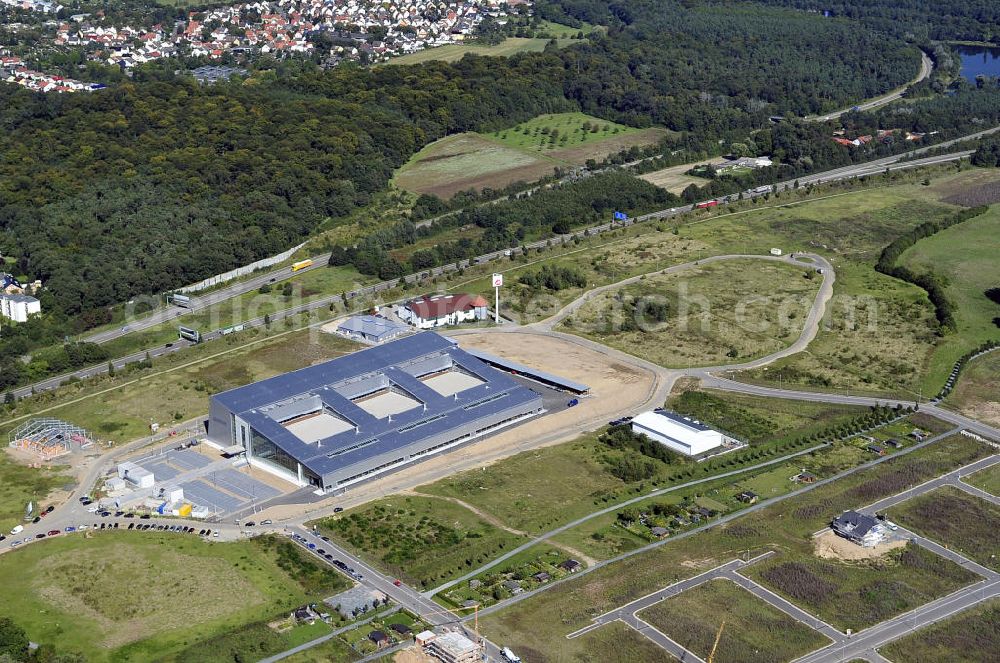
[631,410,734,456]
[0,293,40,322]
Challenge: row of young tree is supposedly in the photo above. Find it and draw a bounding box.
[875,206,990,333]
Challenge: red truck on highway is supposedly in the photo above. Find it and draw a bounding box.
[695,199,719,209]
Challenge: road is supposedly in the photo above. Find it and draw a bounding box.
[809,50,935,122]
[695,377,1000,442]
[468,427,967,621]
[562,453,998,663]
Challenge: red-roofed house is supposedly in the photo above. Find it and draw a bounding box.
[401,294,488,328]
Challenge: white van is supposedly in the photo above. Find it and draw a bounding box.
[9,525,23,535]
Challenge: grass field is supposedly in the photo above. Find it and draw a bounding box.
[0,455,71,535]
[889,485,1000,571]
[562,259,821,367]
[638,579,831,663]
[387,38,556,65]
[666,387,868,444]
[547,414,932,562]
[418,434,629,535]
[964,463,1000,496]
[477,434,987,661]
[639,161,712,194]
[488,112,650,155]
[315,495,526,589]
[747,543,978,632]
[0,533,350,662]
[880,597,999,663]
[392,113,665,198]
[392,132,556,198]
[386,20,598,66]
[899,205,1000,394]
[946,350,1000,427]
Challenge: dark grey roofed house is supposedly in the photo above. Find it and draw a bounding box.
[369,630,390,647]
[502,580,523,594]
[651,526,669,538]
[390,622,412,635]
[559,559,582,573]
[831,510,884,547]
[737,490,758,504]
[532,571,551,583]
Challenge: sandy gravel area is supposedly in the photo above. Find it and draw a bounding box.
[256,331,657,521]
[813,530,906,561]
[393,647,438,663]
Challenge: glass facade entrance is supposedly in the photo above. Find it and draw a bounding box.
[250,428,299,476]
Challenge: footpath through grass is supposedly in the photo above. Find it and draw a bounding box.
[477,433,989,662]
[638,579,831,663]
[561,259,821,368]
[0,533,350,662]
[880,597,999,663]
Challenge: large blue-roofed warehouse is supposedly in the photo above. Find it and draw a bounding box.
[207,332,545,492]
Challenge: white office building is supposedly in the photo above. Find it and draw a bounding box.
[631,410,735,456]
[0,293,40,322]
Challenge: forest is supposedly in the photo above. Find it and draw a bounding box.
[723,1,1000,43]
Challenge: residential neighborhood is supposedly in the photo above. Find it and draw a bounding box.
[0,0,529,90]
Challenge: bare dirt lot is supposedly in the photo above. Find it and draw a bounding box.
[256,331,658,520]
[639,161,713,194]
[393,647,438,663]
[812,530,906,561]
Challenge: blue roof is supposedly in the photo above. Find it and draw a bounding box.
[336,315,408,340]
[463,348,590,393]
[213,333,542,478]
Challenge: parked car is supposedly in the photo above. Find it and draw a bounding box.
[64,526,75,532]
[45,505,55,513]
[9,525,23,535]
[47,530,60,536]
[261,519,272,525]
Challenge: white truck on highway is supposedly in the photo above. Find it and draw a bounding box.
[502,647,522,663]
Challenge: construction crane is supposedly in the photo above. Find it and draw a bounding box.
[707,620,726,663]
[418,602,482,648]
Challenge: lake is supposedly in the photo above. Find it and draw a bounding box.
[957,45,1000,81]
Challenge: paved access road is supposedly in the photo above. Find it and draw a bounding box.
[561,453,998,663]
[809,50,935,122]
